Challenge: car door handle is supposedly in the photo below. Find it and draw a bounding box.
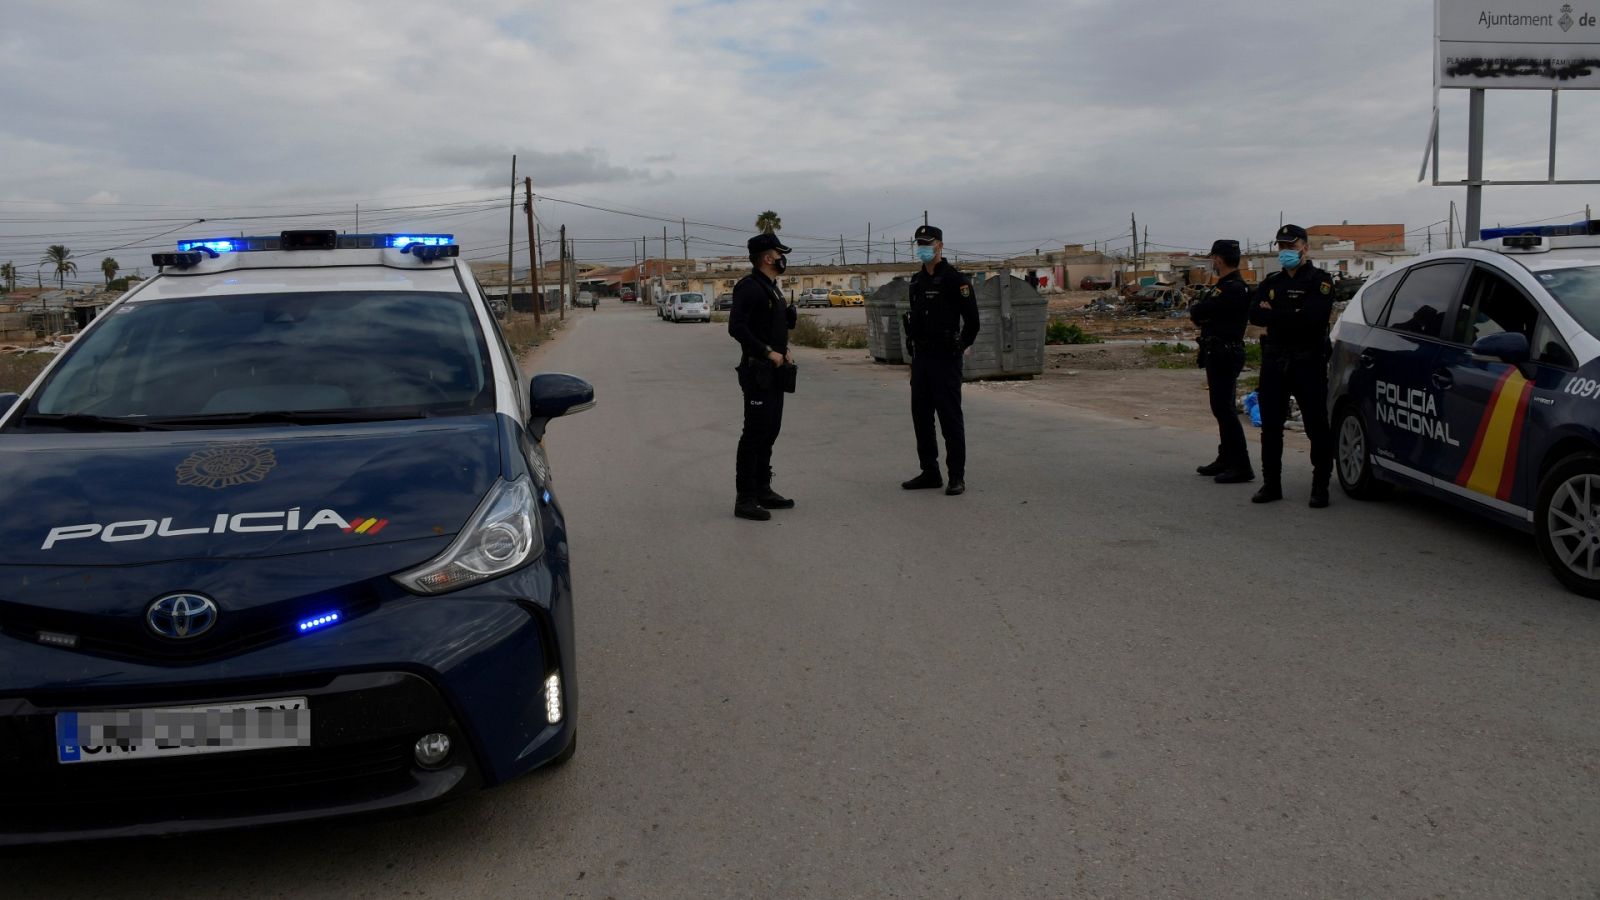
[1358,351,1377,369]
[1431,369,1454,390]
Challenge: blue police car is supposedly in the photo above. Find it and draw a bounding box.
[0,231,593,843]
[1329,221,1600,597]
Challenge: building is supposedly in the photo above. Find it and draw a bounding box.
[1307,224,1407,252]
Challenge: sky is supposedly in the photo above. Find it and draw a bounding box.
[2,0,1598,284]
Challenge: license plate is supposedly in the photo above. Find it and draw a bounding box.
[55,697,310,764]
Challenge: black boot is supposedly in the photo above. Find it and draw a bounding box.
[1196,458,1228,477]
[901,471,943,490]
[1309,474,1331,509]
[756,487,795,510]
[1213,466,1255,484]
[944,479,966,496]
[1251,480,1283,504]
[734,496,771,521]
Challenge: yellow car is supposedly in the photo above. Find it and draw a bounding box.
[828,287,865,307]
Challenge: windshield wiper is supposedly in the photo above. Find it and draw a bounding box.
[19,413,173,432]
[143,409,431,428]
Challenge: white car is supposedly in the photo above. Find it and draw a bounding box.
[667,292,710,323]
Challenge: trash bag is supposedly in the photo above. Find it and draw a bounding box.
[1242,391,1261,427]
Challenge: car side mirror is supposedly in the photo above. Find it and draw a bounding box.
[1470,331,1531,365]
[0,393,17,417]
[528,373,594,441]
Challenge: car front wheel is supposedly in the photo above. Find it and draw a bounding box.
[1536,452,1600,600]
[1335,405,1388,500]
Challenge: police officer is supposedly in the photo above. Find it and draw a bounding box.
[728,232,798,521]
[1249,223,1336,507]
[900,224,980,496]
[1190,239,1253,484]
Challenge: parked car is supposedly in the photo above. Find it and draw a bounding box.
[798,287,831,308]
[714,292,734,311]
[1079,275,1113,291]
[1328,222,1600,598]
[620,288,637,302]
[0,229,591,843]
[828,287,865,307]
[667,292,710,323]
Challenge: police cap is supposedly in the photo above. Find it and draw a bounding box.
[1275,224,1309,245]
[747,232,792,255]
[1208,239,1240,258]
[913,224,943,244]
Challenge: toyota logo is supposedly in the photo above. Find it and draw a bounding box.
[146,593,219,639]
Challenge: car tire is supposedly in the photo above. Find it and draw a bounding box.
[1535,452,1600,600]
[1335,405,1389,500]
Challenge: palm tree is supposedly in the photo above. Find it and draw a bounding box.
[101,257,119,287]
[0,262,14,293]
[42,245,77,289]
[755,211,782,234]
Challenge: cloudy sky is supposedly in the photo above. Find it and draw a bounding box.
[2,0,1597,282]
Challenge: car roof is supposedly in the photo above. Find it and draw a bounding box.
[1388,246,1600,275]
[130,261,464,301]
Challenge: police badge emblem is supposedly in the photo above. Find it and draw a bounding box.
[176,443,278,490]
[1321,282,1332,295]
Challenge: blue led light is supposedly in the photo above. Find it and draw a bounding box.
[176,239,237,253]
[296,611,342,633]
[387,234,454,249]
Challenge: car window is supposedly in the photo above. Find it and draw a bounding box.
[1359,270,1404,324]
[1536,266,1600,338]
[682,294,704,302]
[1532,315,1577,368]
[1384,262,1465,339]
[1451,266,1538,345]
[30,291,493,420]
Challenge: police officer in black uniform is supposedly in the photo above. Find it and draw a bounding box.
[728,232,799,521]
[900,224,980,496]
[1249,223,1336,507]
[1190,239,1254,484]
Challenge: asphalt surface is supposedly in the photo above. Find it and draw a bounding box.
[15,302,1600,898]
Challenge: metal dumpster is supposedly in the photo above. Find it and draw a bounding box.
[865,277,908,364]
[963,271,1046,380]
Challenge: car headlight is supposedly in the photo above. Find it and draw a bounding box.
[393,477,540,595]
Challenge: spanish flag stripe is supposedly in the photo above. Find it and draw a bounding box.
[1456,365,1518,487]
[354,518,375,534]
[366,519,388,535]
[1461,368,1531,498]
[1495,381,1535,501]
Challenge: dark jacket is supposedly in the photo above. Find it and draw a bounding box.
[904,259,980,356]
[728,270,792,361]
[1189,270,1250,342]
[1249,263,1335,352]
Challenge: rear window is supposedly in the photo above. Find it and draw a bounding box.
[1537,266,1600,338]
[680,294,705,303]
[1383,262,1465,339]
[29,290,492,421]
[1359,270,1403,324]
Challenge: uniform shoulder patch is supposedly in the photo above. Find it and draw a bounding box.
[1268,290,1276,301]
[1320,282,1331,295]
[959,283,972,298]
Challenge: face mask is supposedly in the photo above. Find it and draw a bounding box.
[1278,249,1301,270]
[915,245,936,264]
[772,254,788,275]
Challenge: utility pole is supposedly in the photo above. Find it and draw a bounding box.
[506,155,517,318]
[524,176,541,327]
[866,222,871,265]
[559,224,567,320]
[923,210,928,227]
[680,218,688,262]
[354,203,359,233]
[662,226,668,272]
[1448,201,1456,249]
[566,234,575,319]
[840,234,846,267]
[536,224,544,312]
[1130,213,1138,280]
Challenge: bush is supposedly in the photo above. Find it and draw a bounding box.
[1046,319,1101,345]
[500,312,564,358]
[790,315,829,348]
[0,351,53,393]
[1143,342,1196,369]
[1244,341,1262,367]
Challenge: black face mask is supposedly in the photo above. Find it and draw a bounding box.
[772,254,788,275]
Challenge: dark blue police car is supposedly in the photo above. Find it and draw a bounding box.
[0,231,593,843]
[1329,221,1600,597]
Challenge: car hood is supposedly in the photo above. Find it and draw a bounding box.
[0,416,502,567]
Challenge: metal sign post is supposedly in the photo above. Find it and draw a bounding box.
[1423,0,1600,241]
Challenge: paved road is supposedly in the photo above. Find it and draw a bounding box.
[17,302,1600,898]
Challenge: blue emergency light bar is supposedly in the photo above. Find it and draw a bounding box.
[296,611,342,634]
[1480,220,1599,241]
[173,232,456,253]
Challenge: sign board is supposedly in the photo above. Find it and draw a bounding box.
[1438,0,1600,88]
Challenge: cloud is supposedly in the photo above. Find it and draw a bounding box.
[424,146,665,188]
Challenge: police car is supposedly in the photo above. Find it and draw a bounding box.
[0,230,593,843]
[1329,221,1600,598]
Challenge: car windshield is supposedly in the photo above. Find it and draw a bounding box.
[23,290,493,427]
[1538,266,1600,336]
[681,294,704,303]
